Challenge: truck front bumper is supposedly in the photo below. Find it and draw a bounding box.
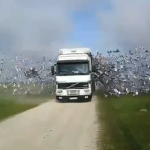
[56,95,92,101]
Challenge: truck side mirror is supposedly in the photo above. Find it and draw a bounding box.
[51,66,55,75]
[92,66,97,72]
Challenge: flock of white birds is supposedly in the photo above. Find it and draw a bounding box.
[0,47,150,97]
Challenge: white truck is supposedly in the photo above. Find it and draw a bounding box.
[51,48,96,102]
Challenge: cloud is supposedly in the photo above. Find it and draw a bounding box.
[97,0,150,51]
[0,0,92,58]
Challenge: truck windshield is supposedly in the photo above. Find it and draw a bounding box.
[57,62,89,76]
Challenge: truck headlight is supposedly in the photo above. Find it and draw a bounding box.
[57,89,63,93]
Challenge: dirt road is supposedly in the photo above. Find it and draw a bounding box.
[0,97,97,150]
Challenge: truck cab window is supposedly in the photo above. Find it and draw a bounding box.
[57,62,89,75]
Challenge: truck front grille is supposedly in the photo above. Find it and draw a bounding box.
[57,82,89,89]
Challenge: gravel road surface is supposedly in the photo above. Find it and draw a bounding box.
[0,96,98,150]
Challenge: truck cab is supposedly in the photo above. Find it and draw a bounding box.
[51,48,96,102]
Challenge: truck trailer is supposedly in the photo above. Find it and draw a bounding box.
[51,48,96,102]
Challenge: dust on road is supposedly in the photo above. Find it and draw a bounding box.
[0,97,98,150]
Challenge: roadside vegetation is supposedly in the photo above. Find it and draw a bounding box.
[0,84,54,121]
[96,90,150,150]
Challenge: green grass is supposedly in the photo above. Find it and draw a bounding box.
[0,99,37,121]
[97,91,150,150]
[0,84,54,121]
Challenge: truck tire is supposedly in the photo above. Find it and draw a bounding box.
[87,97,92,102]
[55,97,65,103]
[86,95,92,102]
[55,97,62,103]
[56,99,61,103]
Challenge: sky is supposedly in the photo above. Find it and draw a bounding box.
[0,0,150,59]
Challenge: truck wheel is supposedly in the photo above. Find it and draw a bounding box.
[87,98,92,102]
[56,99,64,103]
[85,97,92,102]
[56,99,60,103]
[56,97,61,103]
[55,97,65,103]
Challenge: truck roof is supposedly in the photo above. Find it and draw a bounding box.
[59,48,91,55]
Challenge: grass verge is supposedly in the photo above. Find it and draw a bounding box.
[0,85,54,121]
[97,92,150,150]
[0,98,38,121]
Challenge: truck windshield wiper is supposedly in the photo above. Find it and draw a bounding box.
[73,70,87,75]
[77,71,87,75]
[58,70,72,75]
[58,72,68,75]
[78,72,87,75]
